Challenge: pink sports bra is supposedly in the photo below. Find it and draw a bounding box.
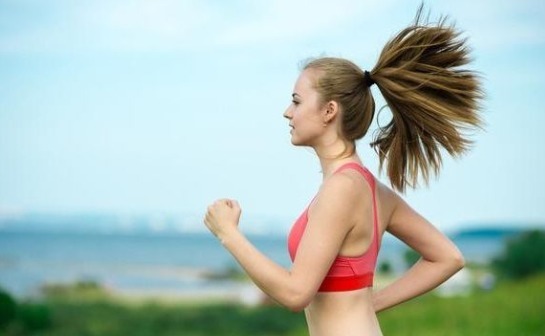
[287,162,380,292]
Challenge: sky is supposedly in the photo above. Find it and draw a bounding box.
[1,0,544,233]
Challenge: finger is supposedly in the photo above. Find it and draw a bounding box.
[218,199,232,207]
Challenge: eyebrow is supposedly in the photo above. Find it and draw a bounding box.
[292,93,300,98]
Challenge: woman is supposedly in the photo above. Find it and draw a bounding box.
[204,8,482,336]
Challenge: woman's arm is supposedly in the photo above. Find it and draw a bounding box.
[373,196,465,313]
[204,173,368,311]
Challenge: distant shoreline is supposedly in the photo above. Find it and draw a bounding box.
[1,226,542,300]
[1,211,543,238]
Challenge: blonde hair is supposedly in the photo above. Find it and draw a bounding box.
[303,7,483,192]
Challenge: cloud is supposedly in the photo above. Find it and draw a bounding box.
[0,0,395,54]
[433,1,545,51]
[1,0,543,57]
[0,0,221,53]
[83,0,223,50]
[215,0,389,46]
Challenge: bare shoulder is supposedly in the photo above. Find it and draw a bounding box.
[309,169,369,221]
[375,180,403,221]
[376,181,419,225]
[378,183,444,242]
[374,180,461,261]
[374,180,433,236]
[319,169,369,202]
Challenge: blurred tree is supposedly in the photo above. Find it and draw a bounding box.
[378,260,393,275]
[404,248,420,269]
[0,289,16,329]
[493,230,545,279]
[19,302,52,331]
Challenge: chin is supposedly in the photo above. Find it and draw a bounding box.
[290,139,309,147]
[290,133,315,147]
[290,136,303,146]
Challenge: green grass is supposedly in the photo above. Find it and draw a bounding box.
[379,274,545,336]
[2,274,544,336]
[35,301,306,336]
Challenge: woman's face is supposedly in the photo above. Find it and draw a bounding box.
[283,69,326,147]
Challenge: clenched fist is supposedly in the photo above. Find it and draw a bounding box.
[204,199,242,240]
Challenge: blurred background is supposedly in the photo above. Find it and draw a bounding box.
[1,0,544,335]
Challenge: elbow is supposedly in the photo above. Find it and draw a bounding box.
[285,299,310,313]
[450,249,465,273]
[282,287,313,312]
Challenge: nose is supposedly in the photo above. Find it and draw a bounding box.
[283,105,292,120]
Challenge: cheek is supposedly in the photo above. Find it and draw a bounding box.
[293,106,317,125]
[292,115,323,143]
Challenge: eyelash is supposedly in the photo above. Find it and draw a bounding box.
[292,100,300,105]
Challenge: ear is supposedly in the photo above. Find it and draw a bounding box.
[323,100,339,123]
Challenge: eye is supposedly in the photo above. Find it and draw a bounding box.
[292,100,300,106]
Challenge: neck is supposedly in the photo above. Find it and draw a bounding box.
[314,141,359,180]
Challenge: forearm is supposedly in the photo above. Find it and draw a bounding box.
[220,230,306,310]
[373,257,464,313]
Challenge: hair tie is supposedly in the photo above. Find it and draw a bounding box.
[363,70,375,87]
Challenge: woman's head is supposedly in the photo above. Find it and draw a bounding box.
[302,58,376,144]
[283,69,331,147]
[283,59,375,157]
[287,6,483,192]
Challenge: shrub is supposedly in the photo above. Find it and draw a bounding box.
[379,260,393,274]
[404,249,420,269]
[0,289,17,329]
[493,230,545,279]
[19,302,52,331]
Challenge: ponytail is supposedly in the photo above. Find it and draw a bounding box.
[369,7,483,191]
[302,7,483,192]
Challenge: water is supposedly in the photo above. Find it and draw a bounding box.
[0,230,507,298]
[0,231,291,297]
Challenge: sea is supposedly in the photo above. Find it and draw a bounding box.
[0,227,517,299]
